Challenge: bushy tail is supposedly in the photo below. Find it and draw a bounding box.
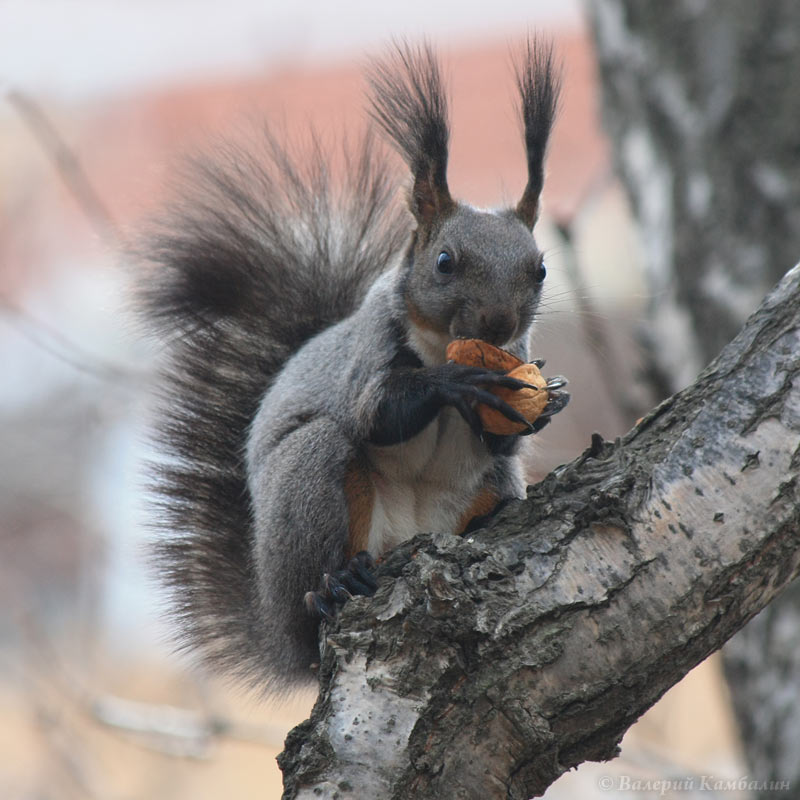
[137,129,407,689]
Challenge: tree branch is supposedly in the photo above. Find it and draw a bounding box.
[279,265,800,800]
[6,90,122,247]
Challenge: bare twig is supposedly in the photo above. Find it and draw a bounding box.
[90,694,286,758]
[6,89,122,247]
[0,295,137,384]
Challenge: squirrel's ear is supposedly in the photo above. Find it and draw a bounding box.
[408,158,454,227]
[367,41,454,228]
[514,36,561,229]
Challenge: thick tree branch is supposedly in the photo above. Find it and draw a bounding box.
[279,265,800,800]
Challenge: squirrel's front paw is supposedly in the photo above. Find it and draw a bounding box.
[426,362,537,439]
[522,373,570,435]
[304,551,377,620]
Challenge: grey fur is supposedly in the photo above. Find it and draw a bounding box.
[140,37,560,693]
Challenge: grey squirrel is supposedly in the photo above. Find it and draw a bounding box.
[139,38,568,694]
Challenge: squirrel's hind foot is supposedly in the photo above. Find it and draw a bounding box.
[304,551,377,620]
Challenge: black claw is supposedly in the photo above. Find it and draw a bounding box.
[323,573,352,603]
[545,375,568,391]
[333,565,374,598]
[541,389,570,418]
[339,574,375,597]
[473,388,532,427]
[530,358,546,368]
[305,552,378,621]
[348,551,377,593]
[520,415,551,435]
[305,590,335,621]
[518,379,570,435]
[463,372,537,391]
[498,376,542,392]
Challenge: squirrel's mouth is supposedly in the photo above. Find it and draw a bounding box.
[450,316,520,350]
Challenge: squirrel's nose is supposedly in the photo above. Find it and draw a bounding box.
[478,308,517,345]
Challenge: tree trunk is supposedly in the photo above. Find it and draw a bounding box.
[586,1,800,791]
[586,0,800,391]
[278,265,800,799]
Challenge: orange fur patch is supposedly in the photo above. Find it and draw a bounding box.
[457,487,499,534]
[344,458,375,557]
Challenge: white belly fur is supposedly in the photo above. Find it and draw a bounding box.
[364,408,492,555]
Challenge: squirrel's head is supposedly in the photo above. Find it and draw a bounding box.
[368,38,560,361]
[404,206,545,349]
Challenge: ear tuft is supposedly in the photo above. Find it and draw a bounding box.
[367,41,454,227]
[514,36,561,229]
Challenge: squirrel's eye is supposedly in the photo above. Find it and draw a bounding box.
[535,261,547,282]
[436,251,454,275]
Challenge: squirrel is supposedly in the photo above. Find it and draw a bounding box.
[138,38,568,694]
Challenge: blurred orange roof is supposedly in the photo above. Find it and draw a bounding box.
[1,27,608,292]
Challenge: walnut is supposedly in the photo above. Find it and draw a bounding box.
[445,339,549,435]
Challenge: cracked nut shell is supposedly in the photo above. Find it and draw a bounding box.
[446,339,548,435]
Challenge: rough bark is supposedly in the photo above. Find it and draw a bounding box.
[278,265,800,799]
[586,2,800,792]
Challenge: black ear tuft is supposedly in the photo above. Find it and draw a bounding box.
[367,41,454,228]
[514,36,562,229]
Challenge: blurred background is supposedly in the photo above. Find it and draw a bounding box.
[2,1,798,798]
